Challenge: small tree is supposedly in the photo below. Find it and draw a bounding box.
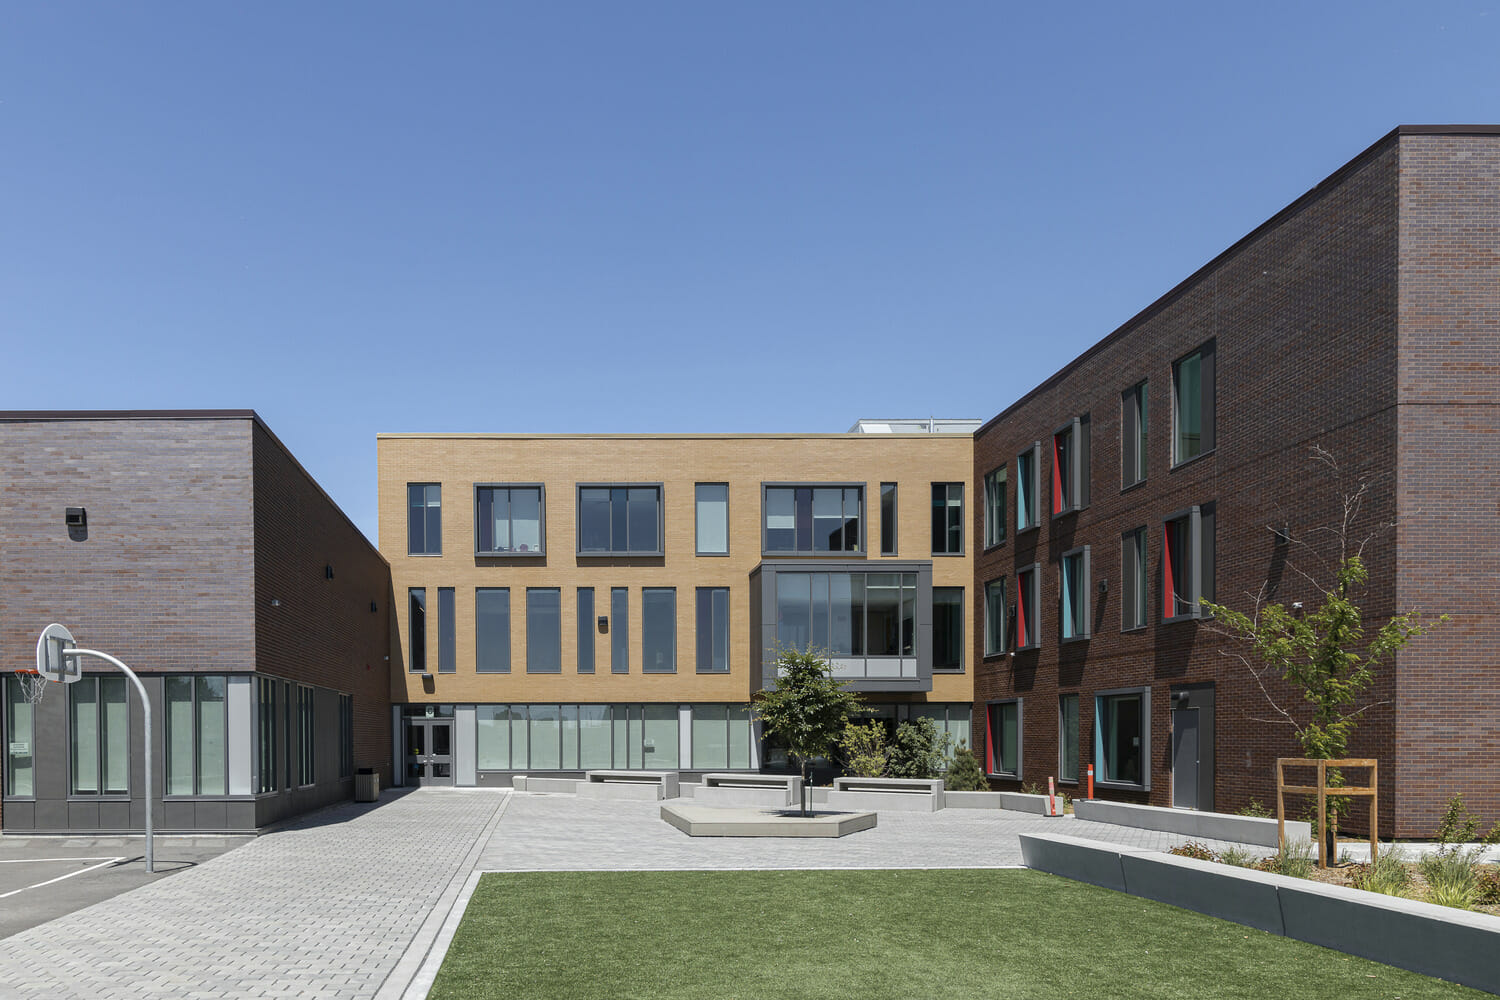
[886,717,953,779]
[839,720,889,778]
[752,646,863,815]
[944,740,990,791]
[1203,447,1446,853]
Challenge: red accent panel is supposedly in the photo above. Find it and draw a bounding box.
[1162,524,1175,619]
[1017,575,1029,647]
[1052,437,1065,514]
[985,707,996,773]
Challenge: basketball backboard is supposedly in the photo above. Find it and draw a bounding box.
[36,623,81,683]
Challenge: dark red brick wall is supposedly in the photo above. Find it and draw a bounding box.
[972,137,1416,829]
[252,423,392,784]
[1393,135,1500,834]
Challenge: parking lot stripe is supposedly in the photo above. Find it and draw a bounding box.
[0,858,125,899]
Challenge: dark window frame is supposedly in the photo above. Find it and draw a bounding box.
[1162,503,1215,623]
[437,587,456,674]
[762,483,867,557]
[475,587,512,674]
[1015,563,1040,652]
[1121,381,1148,490]
[1121,526,1149,632]
[1172,340,1216,468]
[932,586,964,671]
[407,483,442,556]
[1058,692,1079,784]
[880,482,898,555]
[695,482,730,556]
[695,587,730,674]
[985,698,1022,780]
[1016,444,1041,533]
[473,483,546,557]
[641,587,677,674]
[576,483,665,557]
[983,577,1007,658]
[525,587,563,674]
[1051,414,1091,517]
[67,674,131,798]
[408,588,427,673]
[982,466,1007,549]
[1095,686,1151,790]
[577,588,596,674]
[930,482,964,556]
[1059,544,1091,643]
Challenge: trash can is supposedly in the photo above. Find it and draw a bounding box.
[355,767,380,802]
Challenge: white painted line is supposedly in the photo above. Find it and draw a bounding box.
[0,857,125,898]
[0,857,121,864]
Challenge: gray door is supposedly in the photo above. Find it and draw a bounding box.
[1172,708,1199,810]
[405,720,455,787]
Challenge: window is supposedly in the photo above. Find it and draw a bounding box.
[1059,693,1079,782]
[5,675,36,797]
[696,483,729,555]
[1016,444,1040,532]
[1060,545,1091,642]
[983,467,1006,548]
[983,578,1007,657]
[577,485,663,555]
[763,484,864,555]
[696,587,730,673]
[526,588,562,673]
[256,677,277,794]
[1052,415,1091,516]
[438,587,456,673]
[1015,564,1040,651]
[1096,688,1150,789]
[690,704,755,769]
[774,571,916,658]
[69,675,129,796]
[407,483,441,555]
[1122,381,1148,488]
[298,685,315,786]
[283,681,293,790]
[880,483,897,555]
[1173,340,1215,465]
[931,483,963,555]
[611,588,629,673]
[475,485,544,555]
[166,676,227,796]
[408,588,426,673]
[476,588,511,673]
[577,589,595,674]
[642,588,676,673]
[338,694,353,780]
[933,587,963,669]
[986,699,1021,779]
[476,703,683,771]
[1122,527,1148,631]
[1163,503,1215,621]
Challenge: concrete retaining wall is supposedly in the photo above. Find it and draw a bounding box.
[511,776,581,794]
[945,791,1004,810]
[1072,799,1309,848]
[1020,832,1500,994]
[999,792,1063,816]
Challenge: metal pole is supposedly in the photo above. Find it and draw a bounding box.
[64,649,153,873]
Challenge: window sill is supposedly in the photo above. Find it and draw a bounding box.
[525,668,564,675]
[476,550,546,558]
[66,794,131,801]
[1161,614,1202,626]
[162,794,253,802]
[1061,634,1091,645]
[1121,478,1148,494]
[695,551,731,558]
[643,670,678,675]
[982,540,1007,553]
[931,551,965,558]
[1121,624,1149,634]
[406,552,444,557]
[1014,644,1040,654]
[695,669,731,675]
[1015,524,1040,536]
[1170,447,1216,472]
[761,551,869,559]
[987,772,1021,781]
[932,667,965,674]
[578,551,665,558]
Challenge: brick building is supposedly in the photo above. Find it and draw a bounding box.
[0,412,391,833]
[971,125,1499,837]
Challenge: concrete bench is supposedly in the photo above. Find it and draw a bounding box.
[693,773,802,809]
[999,791,1065,816]
[825,776,945,812]
[1072,799,1308,848]
[576,769,680,801]
[511,775,581,794]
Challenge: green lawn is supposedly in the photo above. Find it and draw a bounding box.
[429,869,1485,1000]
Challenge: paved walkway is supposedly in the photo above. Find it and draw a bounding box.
[0,788,1271,999]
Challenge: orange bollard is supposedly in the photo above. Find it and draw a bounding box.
[1048,776,1058,816]
[1086,763,1094,800]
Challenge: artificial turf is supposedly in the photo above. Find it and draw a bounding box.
[428,868,1485,999]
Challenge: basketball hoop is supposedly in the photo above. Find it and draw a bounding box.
[14,668,50,706]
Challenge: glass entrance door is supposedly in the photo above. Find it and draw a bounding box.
[405,719,454,786]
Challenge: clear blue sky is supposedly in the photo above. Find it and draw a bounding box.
[5,2,1497,544]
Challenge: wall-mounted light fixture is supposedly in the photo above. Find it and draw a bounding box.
[1098,578,1108,594]
[325,564,335,580]
[598,615,609,633]
[370,601,379,613]
[66,506,88,541]
[271,598,282,607]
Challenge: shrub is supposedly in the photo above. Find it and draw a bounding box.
[1436,794,1481,845]
[1238,798,1272,819]
[885,717,953,779]
[1419,845,1483,910]
[943,741,990,791]
[839,721,888,778]
[1474,866,1500,906]
[1219,846,1259,869]
[1267,839,1315,879]
[1352,843,1411,897]
[1168,841,1219,862]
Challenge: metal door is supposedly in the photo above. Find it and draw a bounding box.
[1172,707,1199,810]
[405,720,455,786]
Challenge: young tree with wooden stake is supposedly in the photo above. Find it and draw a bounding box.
[1202,447,1446,858]
[752,646,863,816]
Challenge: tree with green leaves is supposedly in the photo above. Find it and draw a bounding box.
[752,646,864,815]
[943,740,990,792]
[1203,447,1446,854]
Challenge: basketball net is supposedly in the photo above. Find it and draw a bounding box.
[15,669,50,705]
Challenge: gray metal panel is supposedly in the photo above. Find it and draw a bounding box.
[227,675,252,795]
[454,704,477,786]
[193,799,229,831]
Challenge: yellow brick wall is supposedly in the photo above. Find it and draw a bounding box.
[377,433,975,707]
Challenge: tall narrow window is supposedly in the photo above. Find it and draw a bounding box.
[611,588,630,673]
[166,676,227,796]
[1060,546,1091,642]
[696,484,729,555]
[696,587,730,673]
[1163,504,1215,621]
[476,588,511,673]
[1122,381,1148,488]
[4,676,36,797]
[983,578,1007,657]
[338,693,353,780]
[577,485,663,555]
[931,483,963,555]
[642,588,676,673]
[983,467,1006,548]
[986,700,1021,778]
[408,588,426,673]
[298,685,315,786]
[69,675,129,796]
[437,587,456,673]
[1059,693,1079,782]
[1096,689,1150,788]
[526,588,562,673]
[256,677,277,794]
[763,485,864,555]
[933,587,963,669]
[880,483,897,555]
[475,485,544,555]
[1015,564,1039,651]
[1016,445,1040,532]
[577,589,595,674]
[1173,340,1216,465]
[1052,415,1091,515]
[407,483,441,555]
[1121,527,1148,630]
